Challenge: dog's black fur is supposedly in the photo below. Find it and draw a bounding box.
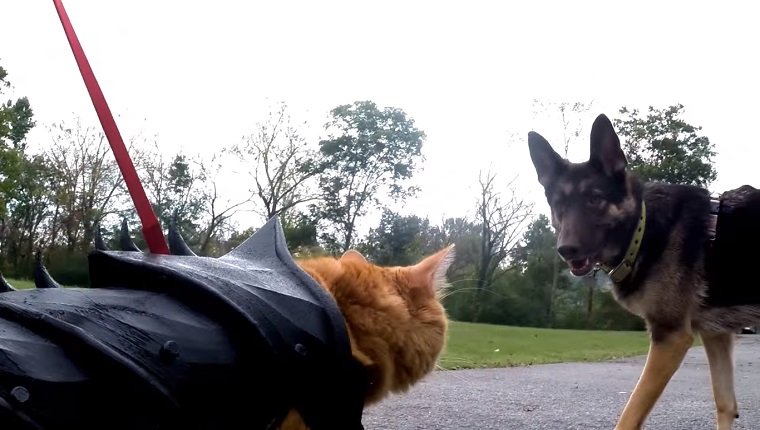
[529,113,760,429]
[613,183,711,300]
[707,185,760,307]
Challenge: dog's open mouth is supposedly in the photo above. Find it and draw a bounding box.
[568,258,594,276]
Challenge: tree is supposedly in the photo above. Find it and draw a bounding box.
[359,210,443,266]
[315,100,426,253]
[230,102,323,221]
[1,62,36,223]
[138,142,208,247]
[136,143,253,256]
[437,217,481,277]
[531,99,594,159]
[44,119,127,251]
[196,153,254,255]
[472,170,533,321]
[0,63,35,150]
[512,215,571,326]
[0,145,23,222]
[281,211,322,257]
[613,104,717,187]
[1,153,53,275]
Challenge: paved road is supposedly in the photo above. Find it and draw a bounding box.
[362,334,760,429]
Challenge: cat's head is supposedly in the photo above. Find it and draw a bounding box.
[297,245,455,404]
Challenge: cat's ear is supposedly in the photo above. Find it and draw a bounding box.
[410,244,455,291]
[340,249,368,264]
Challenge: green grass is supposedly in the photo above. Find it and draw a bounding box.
[4,278,36,290]
[6,278,82,289]
[439,321,658,370]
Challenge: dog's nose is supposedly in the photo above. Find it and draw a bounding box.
[557,245,580,261]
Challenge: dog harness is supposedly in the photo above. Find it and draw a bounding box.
[708,194,721,242]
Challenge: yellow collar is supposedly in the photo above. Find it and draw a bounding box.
[597,201,646,283]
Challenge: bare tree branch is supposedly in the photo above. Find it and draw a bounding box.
[229,102,322,222]
[472,169,534,321]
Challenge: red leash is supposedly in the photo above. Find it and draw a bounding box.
[52,0,169,254]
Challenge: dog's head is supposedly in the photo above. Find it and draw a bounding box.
[528,114,639,276]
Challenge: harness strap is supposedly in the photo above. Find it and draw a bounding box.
[708,194,721,242]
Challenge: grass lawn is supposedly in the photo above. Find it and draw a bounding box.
[4,278,36,290]
[439,320,669,370]
[5,278,83,289]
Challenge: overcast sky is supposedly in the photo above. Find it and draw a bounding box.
[1,1,759,235]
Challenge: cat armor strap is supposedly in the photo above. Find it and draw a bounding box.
[0,217,367,430]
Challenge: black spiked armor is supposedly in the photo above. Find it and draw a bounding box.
[0,218,367,429]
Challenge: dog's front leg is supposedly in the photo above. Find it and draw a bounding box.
[614,328,693,430]
[701,330,738,430]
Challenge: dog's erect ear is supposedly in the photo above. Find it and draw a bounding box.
[528,131,564,187]
[589,114,627,177]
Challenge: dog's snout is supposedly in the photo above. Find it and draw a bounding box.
[557,245,580,261]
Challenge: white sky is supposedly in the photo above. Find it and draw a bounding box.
[2,1,759,235]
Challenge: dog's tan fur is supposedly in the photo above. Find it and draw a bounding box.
[528,114,757,429]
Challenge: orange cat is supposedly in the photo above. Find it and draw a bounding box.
[279,245,455,429]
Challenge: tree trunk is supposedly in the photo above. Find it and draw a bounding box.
[586,277,594,328]
[546,251,559,326]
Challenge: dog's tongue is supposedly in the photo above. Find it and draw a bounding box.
[568,258,593,276]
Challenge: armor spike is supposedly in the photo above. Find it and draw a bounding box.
[0,272,16,292]
[34,251,62,289]
[94,223,108,251]
[120,218,141,252]
[221,217,278,262]
[168,215,196,256]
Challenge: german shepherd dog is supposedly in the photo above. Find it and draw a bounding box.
[528,113,760,430]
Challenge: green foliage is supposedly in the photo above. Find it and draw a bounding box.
[0,63,36,220]
[475,271,547,327]
[436,217,480,277]
[281,212,324,257]
[359,210,445,266]
[438,321,651,369]
[154,154,205,240]
[0,144,22,219]
[512,215,554,268]
[1,153,54,275]
[165,154,206,237]
[225,227,256,251]
[315,100,426,252]
[443,213,645,331]
[139,147,207,248]
[587,290,646,331]
[42,247,90,286]
[0,63,35,150]
[613,104,717,187]
[0,62,43,274]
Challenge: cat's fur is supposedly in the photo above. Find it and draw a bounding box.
[278,245,455,429]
